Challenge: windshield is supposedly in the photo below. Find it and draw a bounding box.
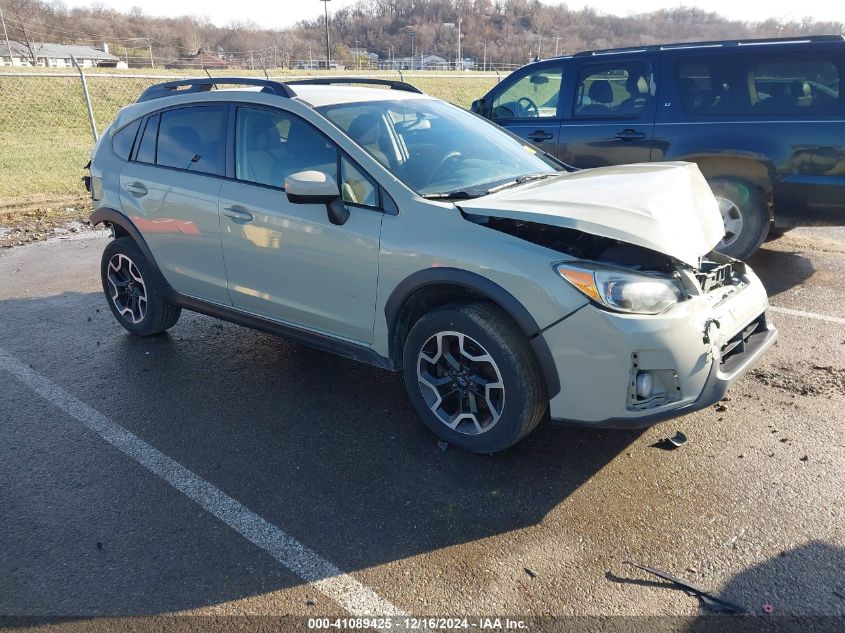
[317,99,562,197]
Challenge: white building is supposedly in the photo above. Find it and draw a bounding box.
[0,42,122,68]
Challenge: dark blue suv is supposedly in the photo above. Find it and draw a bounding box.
[472,35,845,260]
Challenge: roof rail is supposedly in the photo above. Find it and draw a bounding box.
[136,77,295,103]
[285,77,423,94]
[573,34,844,57]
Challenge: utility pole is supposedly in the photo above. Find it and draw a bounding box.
[147,38,154,69]
[409,31,415,69]
[320,0,331,68]
[483,41,486,72]
[555,36,560,57]
[0,3,12,67]
[456,16,461,71]
[354,39,360,70]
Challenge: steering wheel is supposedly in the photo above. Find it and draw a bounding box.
[517,96,539,117]
[425,151,463,187]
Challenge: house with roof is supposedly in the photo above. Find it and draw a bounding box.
[165,48,233,70]
[0,42,121,68]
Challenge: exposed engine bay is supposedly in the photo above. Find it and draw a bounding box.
[465,214,745,292]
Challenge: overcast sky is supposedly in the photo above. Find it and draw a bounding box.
[64,0,844,29]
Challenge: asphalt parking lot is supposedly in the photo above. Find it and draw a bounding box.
[1,227,843,628]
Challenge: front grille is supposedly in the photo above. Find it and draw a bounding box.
[720,314,766,366]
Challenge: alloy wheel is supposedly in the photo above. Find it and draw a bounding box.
[715,195,744,250]
[106,253,147,324]
[416,331,505,435]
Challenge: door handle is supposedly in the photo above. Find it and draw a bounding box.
[125,182,148,197]
[222,206,254,222]
[527,130,554,142]
[615,129,647,142]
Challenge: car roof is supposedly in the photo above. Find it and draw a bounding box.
[525,35,845,65]
[291,85,435,107]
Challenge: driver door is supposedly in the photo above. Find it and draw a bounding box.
[218,106,383,344]
[487,61,565,156]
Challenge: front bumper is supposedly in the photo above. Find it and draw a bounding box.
[542,271,777,428]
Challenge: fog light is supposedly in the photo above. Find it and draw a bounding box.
[635,371,654,399]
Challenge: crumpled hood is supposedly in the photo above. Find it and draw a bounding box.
[458,162,725,267]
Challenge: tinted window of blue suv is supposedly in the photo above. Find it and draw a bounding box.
[676,53,843,116]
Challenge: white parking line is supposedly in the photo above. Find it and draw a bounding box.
[0,347,403,617]
[770,306,845,325]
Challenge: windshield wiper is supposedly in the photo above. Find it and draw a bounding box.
[422,172,561,200]
[421,189,482,200]
[486,172,560,194]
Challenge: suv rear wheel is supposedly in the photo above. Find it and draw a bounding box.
[402,302,547,454]
[709,177,769,260]
[101,237,181,336]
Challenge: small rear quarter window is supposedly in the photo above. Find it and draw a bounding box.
[111,119,141,160]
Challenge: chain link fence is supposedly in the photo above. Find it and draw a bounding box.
[0,70,501,210]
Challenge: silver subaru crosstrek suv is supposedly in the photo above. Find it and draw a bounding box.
[86,77,777,453]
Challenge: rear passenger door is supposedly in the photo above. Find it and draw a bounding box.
[486,61,565,156]
[119,105,230,305]
[218,106,383,344]
[558,56,659,167]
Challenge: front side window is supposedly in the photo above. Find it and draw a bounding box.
[574,61,653,118]
[156,106,224,175]
[340,157,377,207]
[491,67,564,119]
[235,107,337,188]
[319,98,561,197]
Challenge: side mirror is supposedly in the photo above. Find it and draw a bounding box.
[470,97,487,116]
[285,170,349,225]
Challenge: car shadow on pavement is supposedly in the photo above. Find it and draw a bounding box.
[0,290,641,615]
[747,245,815,298]
[683,541,845,632]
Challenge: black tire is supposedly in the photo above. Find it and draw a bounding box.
[402,302,547,454]
[765,227,793,242]
[100,237,181,336]
[708,177,770,260]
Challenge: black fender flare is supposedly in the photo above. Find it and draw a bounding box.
[89,207,171,290]
[385,267,561,398]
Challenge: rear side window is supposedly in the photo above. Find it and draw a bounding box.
[135,114,159,164]
[574,60,653,118]
[676,54,843,116]
[753,58,841,115]
[156,106,225,175]
[111,119,141,160]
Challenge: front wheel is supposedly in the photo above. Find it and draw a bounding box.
[402,303,547,454]
[101,237,181,336]
[709,177,770,260]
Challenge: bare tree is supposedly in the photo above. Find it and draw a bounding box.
[3,0,47,65]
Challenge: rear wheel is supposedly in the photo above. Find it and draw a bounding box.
[101,237,181,336]
[402,302,547,454]
[708,177,770,260]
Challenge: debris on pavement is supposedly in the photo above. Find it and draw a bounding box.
[623,561,747,614]
[650,431,687,451]
[437,441,449,452]
[524,567,537,579]
[762,602,774,614]
[715,403,728,412]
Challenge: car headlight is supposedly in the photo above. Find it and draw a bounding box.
[556,262,686,315]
